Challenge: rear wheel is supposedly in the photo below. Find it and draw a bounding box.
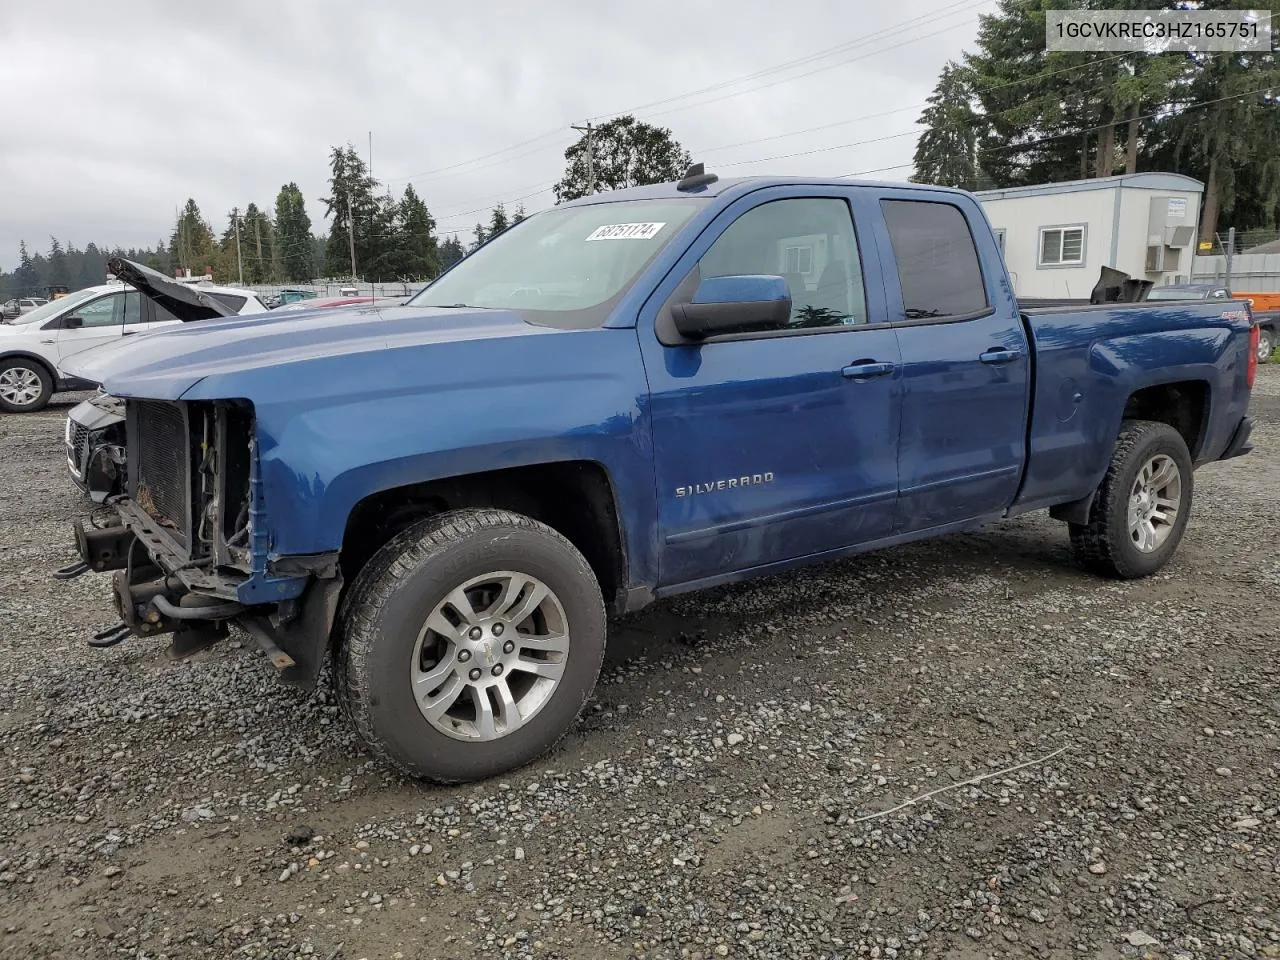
[1069,420,1193,578]
[0,359,53,413]
[1257,327,1275,364]
[337,508,606,782]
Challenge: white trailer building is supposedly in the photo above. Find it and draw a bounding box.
[976,173,1203,299]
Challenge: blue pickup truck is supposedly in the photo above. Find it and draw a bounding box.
[61,169,1257,783]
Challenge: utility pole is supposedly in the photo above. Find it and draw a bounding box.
[571,122,595,195]
[232,207,244,286]
[1225,226,1236,291]
[346,193,358,281]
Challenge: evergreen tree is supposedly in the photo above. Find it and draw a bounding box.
[14,241,37,295]
[169,199,215,276]
[322,144,379,278]
[47,238,69,287]
[554,115,693,201]
[438,235,466,271]
[512,205,527,224]
[398,184,439,279]
[911,62,983,190]
[274,182,315,281]
[471,222,488,252]
[488,203,509,238]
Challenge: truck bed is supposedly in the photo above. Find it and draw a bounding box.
[1011,296,1253,517]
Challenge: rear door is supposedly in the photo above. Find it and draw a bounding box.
[638,187,902,587]
[54,291,140,366]
[874,194,1030,532]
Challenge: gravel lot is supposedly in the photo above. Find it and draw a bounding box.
[1,374,1277,960]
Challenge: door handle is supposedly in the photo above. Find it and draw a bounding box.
[841,361,896,379]
[40,338,55,344]
[979,348,1021,365]
[122,331,137,336]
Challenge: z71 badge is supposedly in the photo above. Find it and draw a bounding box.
[675,473,775,498]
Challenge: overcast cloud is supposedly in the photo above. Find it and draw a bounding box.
[0,0,988,271]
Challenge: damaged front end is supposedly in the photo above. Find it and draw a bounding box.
[56,398,341,687]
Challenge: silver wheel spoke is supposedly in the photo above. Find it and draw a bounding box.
[514,655,566,681]
[424,609,465,642]
[444,585,481,626]
[499,579,549,628]
[1136,519,1157,552]
[493,678,521,730]
[517,631,570,654]
[413,652,457,695]
[1148,459,1178,490]
[472,686,498,739]
[420,674,466,721]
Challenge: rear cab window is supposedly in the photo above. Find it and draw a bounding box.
[880,199,989,321]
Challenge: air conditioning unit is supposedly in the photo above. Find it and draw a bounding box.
[1145,245,1183,273]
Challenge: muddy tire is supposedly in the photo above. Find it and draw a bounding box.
[1069,420,1193,579]
[337,508,606,782]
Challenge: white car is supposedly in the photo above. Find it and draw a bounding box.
[0,279,266,413]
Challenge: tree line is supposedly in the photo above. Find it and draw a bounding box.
[910,0,1280,242]
[1,114,692,299]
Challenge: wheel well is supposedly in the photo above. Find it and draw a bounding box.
[1122,380,1208,457]
[340,461,627,610]
[0,352,56,382]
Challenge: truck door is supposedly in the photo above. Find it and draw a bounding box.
[637,188,902,588]
[875,195,1030,532]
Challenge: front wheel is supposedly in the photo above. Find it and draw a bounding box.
[337,508,606,782]
[1069,420,1194,578]
[0,359,53,413]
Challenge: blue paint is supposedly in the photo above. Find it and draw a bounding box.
[66,176,1255,608]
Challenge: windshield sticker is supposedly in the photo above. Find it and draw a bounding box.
[585,222,666,242]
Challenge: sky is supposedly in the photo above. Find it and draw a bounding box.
[0,0,991,272]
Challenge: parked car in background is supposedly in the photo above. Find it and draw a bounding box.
[1,297,49,319]
[1148,283,1278,361]
[61,171,1256,783]
[0,273,267,413]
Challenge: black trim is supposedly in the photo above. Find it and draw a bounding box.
[889,306,996,329]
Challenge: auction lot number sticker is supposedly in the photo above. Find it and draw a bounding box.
[586,222,666,241]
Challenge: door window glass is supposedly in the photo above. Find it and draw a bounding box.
[122,291,143,324]
[881,200,989,319]
[699,198,868,331]
[70,294,123,328]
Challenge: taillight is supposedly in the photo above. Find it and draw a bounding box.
[1247,323,1259,390]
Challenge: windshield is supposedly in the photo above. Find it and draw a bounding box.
[1147,286,1217,301]
[409,199,705,328]
[6,287,100,324]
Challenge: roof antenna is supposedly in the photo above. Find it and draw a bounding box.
[677,162,718,192]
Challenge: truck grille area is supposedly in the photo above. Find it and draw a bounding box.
[133,401,191,542]
[67,421,90,476]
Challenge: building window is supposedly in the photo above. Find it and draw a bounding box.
[1039,225,1086,266]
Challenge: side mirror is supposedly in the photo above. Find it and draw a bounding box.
[63,315,84,329]
[671,275,792,339]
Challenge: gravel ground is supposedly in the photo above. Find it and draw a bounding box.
[0,375,1277,960]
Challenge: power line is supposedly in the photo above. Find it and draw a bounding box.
[380,0,989,186]
[587,0,985,122]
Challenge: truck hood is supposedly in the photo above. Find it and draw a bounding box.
[107,257,236,322]
[62,305,560,400]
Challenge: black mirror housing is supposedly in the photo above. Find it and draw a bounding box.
[672,274,791,339]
